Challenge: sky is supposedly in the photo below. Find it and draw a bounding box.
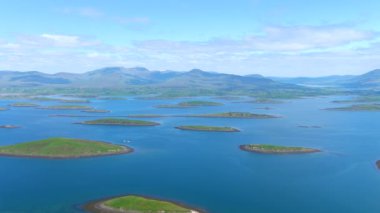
[0,0,380,76]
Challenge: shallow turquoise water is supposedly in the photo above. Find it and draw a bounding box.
[0,96,380,213]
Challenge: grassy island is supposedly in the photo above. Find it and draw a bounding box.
[78,118,159,126]
[83,195,201,213]
[176,125,239,132]
[240,144,320,154]
[10,102,39,107]
[326,104,380,111]
[82,109,110,113]
[40,105,93,110]
[156,101,223,108]
[0,138,132,158]
[187,112,278,119]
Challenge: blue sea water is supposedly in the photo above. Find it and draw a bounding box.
[0,96,380,213]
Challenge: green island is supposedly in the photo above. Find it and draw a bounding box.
[78,118,160,126]
[240,144,320,154]
[187,112,279,119]
[0,125,20,129]
[326,104,380,111]
[176,125,239,132]
[376,160,380,170]
[83,195,201,213]
[249,98,284,104]
[0,137,132,158]
[39,105,93,110]
[82,109,110,113]
[156,101,223,108]
[9,102,39,107]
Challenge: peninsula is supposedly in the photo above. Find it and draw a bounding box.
[187,112,278,119]
[240,144,320,154]
[78,118,159,126]
[0,138,132,158]
[176,125,239,132]
[9,102,39,107]
[83,195,202,213]
[326,104,380,111]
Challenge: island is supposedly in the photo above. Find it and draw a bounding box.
[240,144,320,154]
[0,107,7,111]
[156,101,223,108]
[39,105,93,110]
[176,125,239,132]
[83,195,202,213]
[9,102,39,107]
[78,118,160,126]
[0,125,20,129]
[376,160,380,170]
[82,109,110,113]
[325,104,380,111]
[127,114,167,118]
[186,112,279,119]
[298,125,322,128]
[0,137,132,158]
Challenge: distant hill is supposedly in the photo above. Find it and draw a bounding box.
[344,69,380,89]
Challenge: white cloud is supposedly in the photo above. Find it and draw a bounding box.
[0,25,379,76]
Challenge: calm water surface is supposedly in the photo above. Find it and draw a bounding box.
[0,96,380,213]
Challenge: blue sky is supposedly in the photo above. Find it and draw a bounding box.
[1,0,380,76]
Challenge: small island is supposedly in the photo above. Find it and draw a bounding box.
[0,125,20,129]
[0,137,132,158]
[176,125,239,132]
[128,114,167,118]
[240,144,320,154]
[187,112,279,119]
[39,105,93,110]
[325,104,380,111]
[83,195,202,213]
[9,102,39,107]
[82,109,110,113]
[156,101,223,108]
[0,107,8,111]
[376,160,380,170]
[78,118,160,126]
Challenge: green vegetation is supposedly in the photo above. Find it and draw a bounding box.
[332,95,380,104]
[326,104,380,111]
[188,112,279,119]
[240,144,320,154]
[40,105,93,110]
[176,125,239,132]
[82,109,110,113]
[0,137,131,158]
[85,195,196,213]
[79,118,159,126]
[249,98,284,104]
[9,102,39,107]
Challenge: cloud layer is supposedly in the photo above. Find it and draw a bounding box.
[0,25,379,76]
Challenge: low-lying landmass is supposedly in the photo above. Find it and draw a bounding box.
[186,112,279,119]
[9,102,39,107]
[325,104,380,111]
[31,97,90,103]
[0,137,132,158]
[39,105,93,110]
[156,101,223,108]
[176,125,239,132]
[0,107,7,111]
[376,160,380,170]
[0,125,20,129]
[298,125,322,128]
[82,109,110,113]
[83,195,202,213]
[240,144,320,154]
[78,118,160,126]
